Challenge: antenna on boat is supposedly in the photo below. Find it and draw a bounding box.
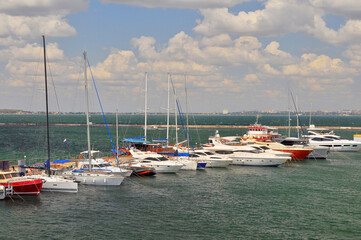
[42,35,51,177]
[144,72,148,142]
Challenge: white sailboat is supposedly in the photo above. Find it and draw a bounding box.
[63,52,124,186]
[26,36,78,193]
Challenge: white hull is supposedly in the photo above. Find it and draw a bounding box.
[150,164,183,173]
[179,159,198,170]
[231,156,288,167]
[306,147,329,159]
[204,159,232,168]
[131,161,183,173]
[63,172,124,186]
[308,141,361,152]
[26,175,78,193]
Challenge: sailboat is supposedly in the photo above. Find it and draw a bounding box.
[63,51,124,185]
[25,36,78,193]
[127,73,184,173]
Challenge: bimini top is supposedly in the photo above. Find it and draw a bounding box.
[122,137,151,144]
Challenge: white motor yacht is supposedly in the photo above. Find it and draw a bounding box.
[130,149,184,173]
[191,150,232,168]
[203,134,290,167]
[280,137,329,159]
[303,125,361,152]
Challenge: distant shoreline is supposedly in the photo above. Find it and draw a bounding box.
[1,122,361,130]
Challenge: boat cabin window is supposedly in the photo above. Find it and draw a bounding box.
[204,152,214,155]
[215,151,233,154]
[259,146,270,150]
[5,174,11,179]
[157,157,168,161]
[11,173,19,177]
[99,163,111,167]
[189,154,199,158]
[0,175,4,179]
[312,138,325,141]
[145,157,158,161]
[325,136,339,140]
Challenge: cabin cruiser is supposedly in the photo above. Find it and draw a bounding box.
[303,125,361,152]
[129,149,184,173]
[280,137,329,159]
[191,150,232,168]
[203,133,290,166]
[0,170,43,196]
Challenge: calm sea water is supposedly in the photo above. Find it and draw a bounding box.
[1,115,361,239]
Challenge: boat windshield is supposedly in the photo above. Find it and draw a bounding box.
[195,152,207,156]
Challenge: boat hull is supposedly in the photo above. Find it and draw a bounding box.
[274,149,313,160]
[204,159,232,168]
[31,176,78,193]
[73,175,124,186]
[230,157,287,167]
[306,147,329,159]
[1,179,43,196]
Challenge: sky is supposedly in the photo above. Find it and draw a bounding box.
[1,0,361,113]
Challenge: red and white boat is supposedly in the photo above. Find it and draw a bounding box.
[244,122,313,160]
[0,171,43,196]
[247,123,280,142]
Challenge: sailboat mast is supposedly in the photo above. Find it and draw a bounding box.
[287,83,291,137]
[42,35,51,177]
[84,51,92,171]
[167,73,170,146]
[185,75,190,152]
[174,88,178,145]
[116,108,119,159]
[144,72,148,142]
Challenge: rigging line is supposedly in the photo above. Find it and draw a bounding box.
[289,90,306,138]
[169,77,188,141]
[86,58,120,167]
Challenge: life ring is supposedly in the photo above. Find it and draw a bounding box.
[78,154,82,159]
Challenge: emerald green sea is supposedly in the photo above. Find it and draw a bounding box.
[1,114,361,239]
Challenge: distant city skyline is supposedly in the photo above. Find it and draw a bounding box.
[1,0,361,113]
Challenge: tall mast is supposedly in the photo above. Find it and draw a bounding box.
[84,51,92,171]
[144,72,148,141]
[174,86,178,145]
[42,35,51,177]
[185,74,190,152]
[116,108,119,160]
[287,82,291,137]
[166,73,170,146]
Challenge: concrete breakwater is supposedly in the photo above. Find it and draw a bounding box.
[1,122,361,130]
